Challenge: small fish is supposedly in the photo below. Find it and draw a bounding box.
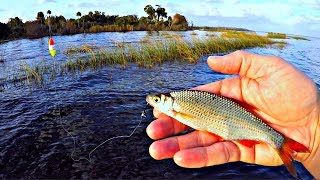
[146,90,310,177]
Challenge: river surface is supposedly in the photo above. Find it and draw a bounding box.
[0,31,319,179]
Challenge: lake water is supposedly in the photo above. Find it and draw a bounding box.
[0,31,318,179]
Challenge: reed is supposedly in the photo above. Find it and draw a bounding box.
[20,64,43,84]
[65,44,99,55]
[290,36,309,41]
[17,31,280,84]
[190,32,198,36]
[276,41,287,49]
[266,32,287,39]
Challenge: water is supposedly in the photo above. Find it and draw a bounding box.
[0,31,318,179]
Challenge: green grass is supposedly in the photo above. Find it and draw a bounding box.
[16,32,282,84]
[65,44,100,55]
[266,32,287,39]
[290,36,309,41]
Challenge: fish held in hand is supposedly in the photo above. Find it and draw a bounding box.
[146,90,310,177]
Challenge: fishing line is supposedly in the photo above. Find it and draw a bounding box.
[58,104,147,162]
[45,19,147,162]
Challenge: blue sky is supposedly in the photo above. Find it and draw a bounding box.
[0,0,319,37]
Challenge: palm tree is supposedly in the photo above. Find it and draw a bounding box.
[144,5,155,21]
[155,5,167,22]
[76,12,81,28]
[36,11,45,32]
[37,12,45,25]
[47,10,52,35]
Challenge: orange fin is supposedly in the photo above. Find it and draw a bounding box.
[277,137,310,177]
[237,140,260,148]
[284,137,310,153]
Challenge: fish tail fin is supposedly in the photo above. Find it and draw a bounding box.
[277,136,310,177]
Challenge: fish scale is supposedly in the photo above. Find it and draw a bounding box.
[170,90,284,148]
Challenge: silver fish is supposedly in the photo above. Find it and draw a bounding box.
[146,90,310,177]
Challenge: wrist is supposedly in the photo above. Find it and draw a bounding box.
[302,91,320,178]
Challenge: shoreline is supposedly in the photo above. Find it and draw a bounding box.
[0,26,252,44]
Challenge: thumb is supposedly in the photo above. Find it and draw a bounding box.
[207,50,278,79]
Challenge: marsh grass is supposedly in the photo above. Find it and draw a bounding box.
[266,32,287,39]
[205,33,216,37]
[65,44,100,55]
[18,31,280,84]
[20,64,43,84]
[290,36,309,41]
[190,32,198,36]
[276,41,287,49]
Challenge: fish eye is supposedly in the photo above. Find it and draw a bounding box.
[153,96,160,103]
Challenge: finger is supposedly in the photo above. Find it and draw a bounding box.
[192,77,245,102]
[173,141,241,168]
[149,131,221,160]
[146,117,190,140]
[173,141,282,168]
[207,50,283,79]
[193,77,261,111]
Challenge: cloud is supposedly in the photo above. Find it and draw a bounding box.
[287,0,320,9]
[38,0,56,4]
[67,2,97,8]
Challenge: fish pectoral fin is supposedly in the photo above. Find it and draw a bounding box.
[172,110,195,121]
[171,110,205,130]
[236,139,260,148]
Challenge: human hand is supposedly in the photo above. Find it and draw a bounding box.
[146,50,320,178]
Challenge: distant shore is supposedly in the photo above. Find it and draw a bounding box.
[0,26,252,44]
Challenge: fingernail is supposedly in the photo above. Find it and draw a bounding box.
[173,153,183,165]
[207,56,222,61]
[207,56,221,64]
[149,142,159,160]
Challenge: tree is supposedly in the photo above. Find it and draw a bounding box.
[0,22,11,40]
[76,12,81,28]
[47,10,52,34]
[7,17,25,38]
[155,5,167,22]
[115,15,138,26]
[88,11,93,18]
[172,14,188,30]
[144,5,156,22]
[65,20,77,34]
[167,16,172,26]
[25,20,42,38]
[36,12,45,25]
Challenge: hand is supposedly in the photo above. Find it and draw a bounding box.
[146,50,320,178]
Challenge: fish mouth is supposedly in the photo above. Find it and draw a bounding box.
[145,95,152,105]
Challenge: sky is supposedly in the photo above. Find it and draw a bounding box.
[0,0,319,37]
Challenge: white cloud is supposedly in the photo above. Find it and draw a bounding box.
[37,0,56,4]
[67,2,97,8]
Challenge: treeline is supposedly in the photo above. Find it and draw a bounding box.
[0,5,189,40]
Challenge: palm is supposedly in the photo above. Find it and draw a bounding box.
[146,51,318,171]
